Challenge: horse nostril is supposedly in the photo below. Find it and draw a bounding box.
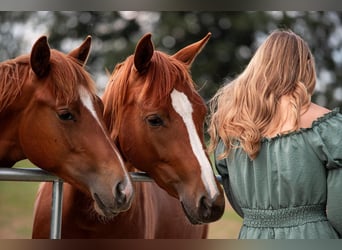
[199,196,212,220]
[115,181,127,206]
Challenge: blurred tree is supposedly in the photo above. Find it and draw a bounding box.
[45,11,144,89]
[155,11,342,109]
[0,12,35,59]
[0,11,341,109]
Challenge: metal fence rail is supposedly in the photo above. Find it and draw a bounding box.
[0,168,153,239]
[0,167,222,239]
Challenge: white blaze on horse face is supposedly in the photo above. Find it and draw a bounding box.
[78,86,133,191]
[170,89,219,199]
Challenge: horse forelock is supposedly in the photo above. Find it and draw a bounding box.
[141,51,197,107]
[0,51,96,113]
[49,50,96,104]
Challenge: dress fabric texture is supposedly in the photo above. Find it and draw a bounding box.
[215,108,342,239]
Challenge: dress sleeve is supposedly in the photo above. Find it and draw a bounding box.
[214,141,244,218]
[312,110,342,236]
[312,110,342,169]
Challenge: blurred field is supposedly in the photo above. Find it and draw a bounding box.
[0,160,242,239]
[0,160,40,238]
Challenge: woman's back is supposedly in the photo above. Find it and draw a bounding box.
[215,107,342,239]
[263,99,330,138]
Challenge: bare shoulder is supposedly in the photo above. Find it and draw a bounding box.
[300,103,331,128]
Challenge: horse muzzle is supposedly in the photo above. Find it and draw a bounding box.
[92,179,134,217]
[181,193,225,224]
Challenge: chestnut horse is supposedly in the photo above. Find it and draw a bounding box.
[32,33,225,238]
[0,36,133,218]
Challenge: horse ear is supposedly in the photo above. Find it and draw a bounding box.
[172,32,211,67]
[30,36,51,78]
[134,33,154,74]
[68,36,92,66]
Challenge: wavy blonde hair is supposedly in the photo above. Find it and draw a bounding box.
[208,29,316,160]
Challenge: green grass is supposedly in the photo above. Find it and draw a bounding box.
[0,182,40,238]
[0,160,40,238]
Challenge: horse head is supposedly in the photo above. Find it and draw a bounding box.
[102,33,225,224]
[2,36,134,217]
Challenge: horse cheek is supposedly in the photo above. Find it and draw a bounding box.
[19,108,62,170]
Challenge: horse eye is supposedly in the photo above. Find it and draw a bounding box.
[146,115,164,127]
[57,111,75,121]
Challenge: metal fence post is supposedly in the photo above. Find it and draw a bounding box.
[50,179,63,239]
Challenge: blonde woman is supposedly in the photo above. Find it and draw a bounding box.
[208,29,342,239]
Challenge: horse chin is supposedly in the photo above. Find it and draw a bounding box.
[88,203,117,224]
[180,196,225,225]
[180,202,204,225]
[92,193,120,219]
[94,204,118,217]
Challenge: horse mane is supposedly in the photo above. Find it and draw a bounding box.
[0,56,28,112]
[0,50,95,113]
[103,50,198,140]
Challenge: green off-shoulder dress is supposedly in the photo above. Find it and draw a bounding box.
[215,108,342,239]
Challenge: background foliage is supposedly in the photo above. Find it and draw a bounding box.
[0,11,342,108]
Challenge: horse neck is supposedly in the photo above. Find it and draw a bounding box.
[0,62,32,167]
[0,99,26,166]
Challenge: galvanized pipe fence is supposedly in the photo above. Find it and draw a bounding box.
[0,167,222,239]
